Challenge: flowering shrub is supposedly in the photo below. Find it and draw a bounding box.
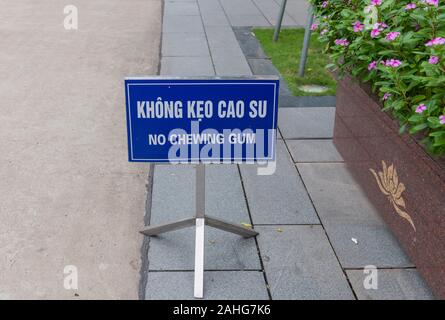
[310,0,445,155]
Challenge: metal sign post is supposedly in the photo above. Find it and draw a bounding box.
[298,5,314,77]
[125,77,279,298]
[273,2,314,77]
[273,0,288,42]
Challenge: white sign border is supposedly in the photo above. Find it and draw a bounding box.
[126,80,278,162]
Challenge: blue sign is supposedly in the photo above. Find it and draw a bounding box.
[125,77,279,163]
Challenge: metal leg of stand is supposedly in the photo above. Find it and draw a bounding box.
[140,218,195,236]
[140,164,259,299]
[273,0,288,42]
[206,216,258,238]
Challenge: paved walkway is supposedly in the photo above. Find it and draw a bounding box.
[0,1,161,299]
[143,0,434,299]
[161,0,307,77]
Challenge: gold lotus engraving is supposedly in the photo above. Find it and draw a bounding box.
[370,161,416,232]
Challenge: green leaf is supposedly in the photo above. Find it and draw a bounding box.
[430,131,445,137]
[380,87,400,94]
[427,117,441,128]
[399,123,407,134]
[409,123,428,134]
[408,114,423,123]
[432,137,445,147]
[411,95,426,103]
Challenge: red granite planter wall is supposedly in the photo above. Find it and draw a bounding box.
[334,76,445,299]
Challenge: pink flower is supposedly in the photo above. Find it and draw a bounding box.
[364,5,374,13]
[425,0,439,6]
[440,115,445,125]
[371,29,381,38]
[426,37,445,46]
[321,28,328,35]
[429,56,439,64]
[383,93,392,100]
[415,104,427,113]
[371,0,382,5]
[311,23,319,31]
[353,21,364,32]
[384,59,402,67]
[373,23,386,30]
[321,1,329,8]
[386,31,401,41]
[368,61,378,70]
[405,3,417,9]
[334,38,349,46]
[370,23,387,38]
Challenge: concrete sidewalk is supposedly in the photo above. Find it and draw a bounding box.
[0,1,161,299]
[161,0,308,77]
[142,0,434,299]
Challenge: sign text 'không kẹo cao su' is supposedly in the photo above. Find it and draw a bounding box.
[125,78,279,163]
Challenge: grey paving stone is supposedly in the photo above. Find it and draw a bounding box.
[212,53,252,76]
[239,140,319,224]
[148,165,260,270]
[162,33,210,57]
[198,0,230,26]
[201,12,231,26]
[151,165,195,220]
[280,0,310,27]
[148,227,261,270]
[161,56,214,76]
[206,26,242,50]
[220,0,262,16]
[256,225,355,299]
[233,27,268,59]
[346,269,435,300]
[210,44,246,58]
[278,107,335,139]
[321,221,413,269]
[297,163,414,268]
[163,15,204,33]
[253,0,297,26]
[227,15,271,27]
[145,271,269,300]
[206,27,247,57]
[247,58,280,76]
[164,1,200,16]
[150,165,249,227]
[279,95,337,108]
[247,59,292,96]
[286,139,344,163]
[197,0,221,13]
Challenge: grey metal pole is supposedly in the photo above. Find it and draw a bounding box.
[273,0,287,42]
[298,5,314,77]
